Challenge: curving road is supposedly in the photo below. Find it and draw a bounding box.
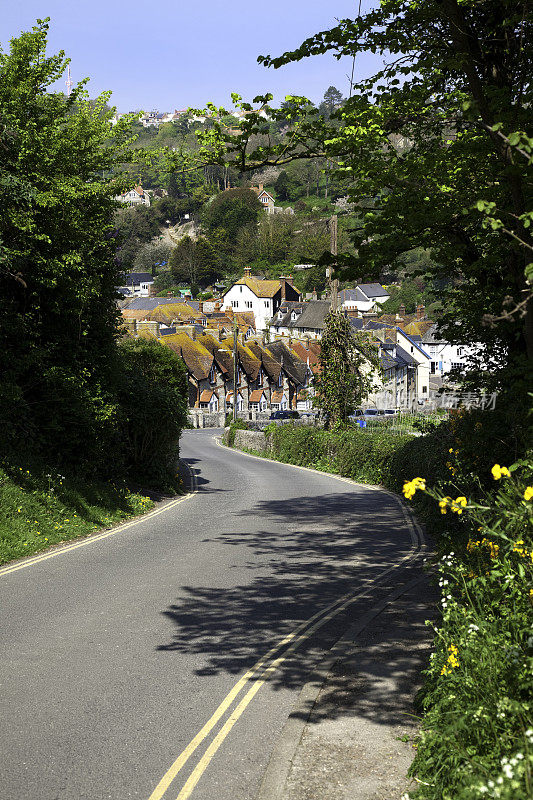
[0,429,424,800]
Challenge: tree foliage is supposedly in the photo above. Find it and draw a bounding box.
[314,312,379,427]
[169,235,220,287]
[194,1,533,388]
[0,21,188,482]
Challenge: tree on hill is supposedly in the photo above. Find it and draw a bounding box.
[169,235,220,287]
[321,86,344,117]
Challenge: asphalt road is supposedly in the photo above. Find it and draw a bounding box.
[0,429,423,800]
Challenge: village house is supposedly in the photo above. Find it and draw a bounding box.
[115,185,151,207]
[222,269,301,331]
[118,272,154,298]
[338,283,390,314]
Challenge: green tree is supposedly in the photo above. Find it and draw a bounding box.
[169,235,220,287]
[196,1,533,388]
[320,86,344,118]
[314,312,378,427]
[0,20,139,469]
[202,188,262,256]
[114,205,161,269]
[117,338,188,487]
[133,240,173,273]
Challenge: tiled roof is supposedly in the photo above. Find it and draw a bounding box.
[162,333,214,380]
[120,272,153,286]
[150,303,204,324]
[199,389,216,402]
[271,390,285,404]
[291,300,331,330]
[339,288,369,304]
[123,297,183,310]
[290,340,321,373]
[247,341,282,382]
[230,277,282,298]
[249,389,267,402]
[265,341,307,385]
[196,333,232,375]
[358,283,389,298]
[219,336,261,380]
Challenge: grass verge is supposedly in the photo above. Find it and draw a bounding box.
[0,464,157,566]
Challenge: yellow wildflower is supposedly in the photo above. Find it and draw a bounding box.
[491,464,510,480]
[441,644,460,675]
[439,497,451,514]
[451,496,468,514]
[524,486,533,502]
[403,477,426,500]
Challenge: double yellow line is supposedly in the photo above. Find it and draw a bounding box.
[0,467,197,579]
[147,486,423,800]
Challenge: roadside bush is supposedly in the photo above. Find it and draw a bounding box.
[117,338,188,489]
[266,424,414,485]
[403,455,533,800]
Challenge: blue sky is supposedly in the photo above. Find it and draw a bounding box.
[0,1,382,112]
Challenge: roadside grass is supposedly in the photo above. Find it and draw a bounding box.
[0,464,155,566]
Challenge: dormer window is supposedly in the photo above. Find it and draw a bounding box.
[278,372,283,387]
[209,366,215,384]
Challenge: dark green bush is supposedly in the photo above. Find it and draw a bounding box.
[117,338,188,488]
[227,419,249,447]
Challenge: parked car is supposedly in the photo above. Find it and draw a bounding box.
[382,409,397,416]
[363,408,380,417]
[270,409,300,420]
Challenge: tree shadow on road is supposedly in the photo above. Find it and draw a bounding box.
[157,488,437,726]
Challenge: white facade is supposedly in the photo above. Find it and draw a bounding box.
[222,284,274,331]
[423,341,481,377]
[116,188,151,207]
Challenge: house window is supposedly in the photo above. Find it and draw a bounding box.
[209,366,215,384]
[457,348,463,356]
[278,372,283,387]
[265,301,270,307]
[239,286,243,293]
[451,362,462,370]
[245,301,253,309]
[422,386,427,393]
[232,300,238,308]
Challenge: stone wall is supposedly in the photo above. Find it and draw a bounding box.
[233,429,269,452]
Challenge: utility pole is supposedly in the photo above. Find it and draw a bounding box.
[233,322,238,423]
[65,65,73,96]
[328,214,338,312]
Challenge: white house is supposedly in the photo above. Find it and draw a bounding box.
[116,185,151,207]
[338,283,390,313]
[421,324,483,378]
[222,268,301,331]
[118,272,154,298]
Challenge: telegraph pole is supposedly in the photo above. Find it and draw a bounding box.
[328,214,338,311]
[233,322,238,423]
[65,65,73,96]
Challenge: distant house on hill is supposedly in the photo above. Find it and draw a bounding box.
[250,184,294,216]
[115,185,151,207]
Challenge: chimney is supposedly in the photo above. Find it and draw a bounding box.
[416,303,425,320]
[398,303,406,318]
[312,287,317,301]
[214,300,222,312]
[218,327,224,342]
[305,336,310,351]
[280,276,291,300]
[258,183,263,192]
[198,300,204,313]
[244,266,252,278]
